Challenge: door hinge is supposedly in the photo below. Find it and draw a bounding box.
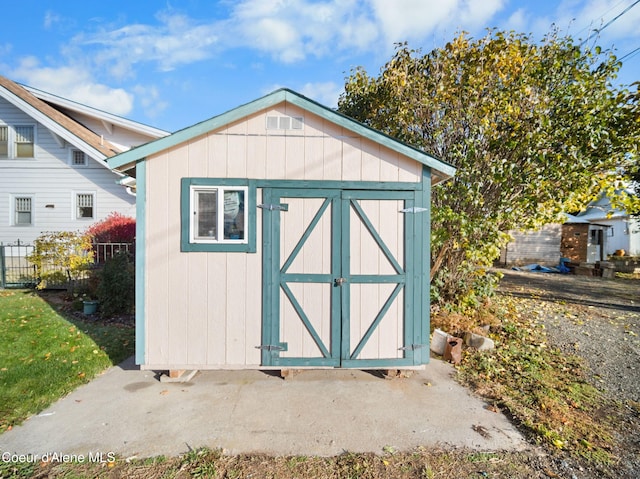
[400,207,428,214]
[255,343,288,351]
[398,344,426,351]
[258,203,289,211]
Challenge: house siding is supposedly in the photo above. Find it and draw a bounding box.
[0,97,135,245]
[142,103,423,369]
[500,224,562,266]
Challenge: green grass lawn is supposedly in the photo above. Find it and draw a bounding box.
[0,290,134,433]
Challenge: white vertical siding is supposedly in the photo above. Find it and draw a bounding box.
[143,100,422,368]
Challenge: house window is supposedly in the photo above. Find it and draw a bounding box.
[76,193,95,219]
[14,196,32,225]
[181,178,256,252]
[71,150,88,166]
[0,124,35,158]
[14,126,35,158]
[0,126,8,158]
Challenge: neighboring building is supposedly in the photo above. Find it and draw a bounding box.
[569,190,639,258]
[499,223,562,266]
[0,75,169,245]
[500,190,639,266]
[107,89,456,372]
[560,219,609,264]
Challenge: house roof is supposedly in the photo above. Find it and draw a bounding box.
[0,75,120,160]
[24,84,169,139]
[107,88,456,183]
[575,189,634,221]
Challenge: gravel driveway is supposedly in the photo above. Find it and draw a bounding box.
[497,269,640,477]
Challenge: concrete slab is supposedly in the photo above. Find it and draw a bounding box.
[0,357,527,459]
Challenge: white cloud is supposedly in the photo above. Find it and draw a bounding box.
[10,57,134,116]
[38,0,511,80]
[369,0,505,45]
[0,42,12,57]
[227,0,381,62]
[44,11,62,30]
[299,81,342,107]
[504,1,640,45]
[504,8,528,33]
[567,0,640,41]
[133,84,168,119]
[74,12,220,78]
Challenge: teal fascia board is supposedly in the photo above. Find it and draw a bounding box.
[106,89,456,180]
[135,161,146,365]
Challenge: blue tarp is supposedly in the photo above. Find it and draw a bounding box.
[512,258,571,274]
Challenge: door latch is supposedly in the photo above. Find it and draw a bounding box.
[334,277,347,286]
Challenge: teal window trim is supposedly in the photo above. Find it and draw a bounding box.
[181,178,256,253]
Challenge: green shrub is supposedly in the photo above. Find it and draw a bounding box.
[96,252,135,317]
[27,231,93,290]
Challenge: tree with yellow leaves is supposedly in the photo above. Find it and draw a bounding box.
[339,29,639,308]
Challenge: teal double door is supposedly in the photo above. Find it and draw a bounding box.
[261,187,426,368]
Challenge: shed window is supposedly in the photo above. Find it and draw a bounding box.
[191,186,247,243]
[181,179,256,253]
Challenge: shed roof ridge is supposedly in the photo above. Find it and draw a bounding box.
[107,88,456,181]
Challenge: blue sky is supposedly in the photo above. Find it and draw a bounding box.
[1,0,638,132]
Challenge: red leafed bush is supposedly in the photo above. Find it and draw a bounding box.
[86,212,136,243]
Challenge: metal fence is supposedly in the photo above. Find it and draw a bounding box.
[0,241,36,288]
[0,241,134,289]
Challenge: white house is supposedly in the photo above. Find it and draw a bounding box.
[573,190,640,257]
[0,75,169,246]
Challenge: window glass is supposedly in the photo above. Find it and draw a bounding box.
[77,193,94,218]
[15,126,34,158]
[15,197,32,225]
[223,190,245,240]
[0,126,7,158]
[72,150,87,166]
[196,190,217,239]
[191,186,247,244]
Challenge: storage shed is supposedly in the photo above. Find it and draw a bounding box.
[107,89,455,371]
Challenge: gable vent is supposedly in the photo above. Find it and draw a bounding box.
[266,115,304,130]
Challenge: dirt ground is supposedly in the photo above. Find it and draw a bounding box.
[497,269,640,478]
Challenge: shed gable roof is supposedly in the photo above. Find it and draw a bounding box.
[0,75,121,161]
[107,88,456,183]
